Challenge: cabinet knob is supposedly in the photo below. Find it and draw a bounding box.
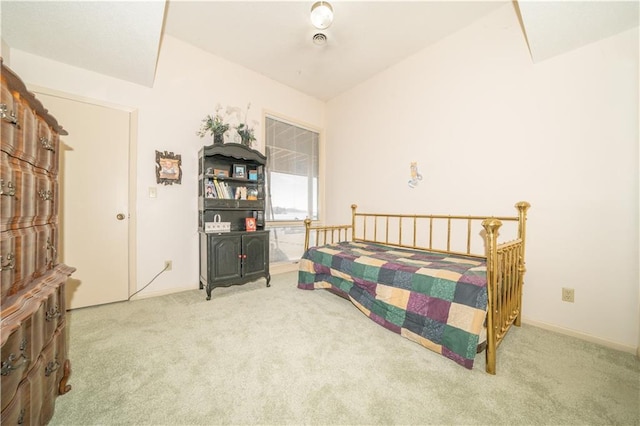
[116,213,126,220]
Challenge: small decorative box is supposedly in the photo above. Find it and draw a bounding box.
[205,214,231,233]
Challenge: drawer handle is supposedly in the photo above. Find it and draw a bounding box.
[46,238,58,268]
[0,179,16,197]
[45,360,60,377]
[40,136,55,152]
[38,189,53,201]
[1,339,29,376]
[0,103,20,128]
[0,252,15,271]
[46,305,61,321]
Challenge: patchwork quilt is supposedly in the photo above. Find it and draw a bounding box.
[298,241,488,369]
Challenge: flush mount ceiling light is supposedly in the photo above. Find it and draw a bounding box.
[310,1,333,30]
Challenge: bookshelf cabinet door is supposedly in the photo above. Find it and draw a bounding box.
[241,231,269,280]
[208,234,241,282]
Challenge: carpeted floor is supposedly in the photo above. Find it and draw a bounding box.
[49,271,639,425]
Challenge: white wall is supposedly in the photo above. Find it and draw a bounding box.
[1,38,10,62]
[4,4,638,352]
[326,5,639,351]
[7,35,325,297]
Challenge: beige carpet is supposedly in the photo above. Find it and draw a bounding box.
[49,271,639,425]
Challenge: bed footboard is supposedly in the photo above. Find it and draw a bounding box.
[482,202,530,374]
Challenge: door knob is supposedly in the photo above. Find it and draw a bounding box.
[116,213,126,220]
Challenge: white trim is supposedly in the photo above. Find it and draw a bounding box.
[262,111,324,223]
[270,262,299,275]
[263,109,322,134]
[522,317,638,355]
[130,265,298,301]
[128,285,190,301]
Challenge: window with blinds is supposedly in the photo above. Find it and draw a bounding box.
[265,116,320,264]
[265,116,319,222]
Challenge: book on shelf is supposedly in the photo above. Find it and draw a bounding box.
[213,179,224,199]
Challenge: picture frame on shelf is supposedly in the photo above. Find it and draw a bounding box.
[213,168,229,178]
[248,169,258,181]
[245,217,257,232]
[233,164,247,179]
[205,184,215,198]
[156,150,182,185]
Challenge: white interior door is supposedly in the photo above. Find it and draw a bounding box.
[35,91,131,309]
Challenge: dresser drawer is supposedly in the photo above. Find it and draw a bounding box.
[3,156,36,229]
[0,151,16,232]
[1,276,65,412]
[40,327,65,425]
[42,280,64,344]
[0,225,56,300]
[0,79,20,158]
[35,225,57,279]
[4,95,38,167]
[33,168,56,227]
[34,118,59,175]
[1,155,57,231]
[0,321,28,412]
[0,356,44,426]
[2,86,59,179]
[1,228,37,300]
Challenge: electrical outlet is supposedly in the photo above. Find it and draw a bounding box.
[562,287,574,303]
[164,260,172,271]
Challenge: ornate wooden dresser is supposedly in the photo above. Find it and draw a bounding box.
[1,59,75,424]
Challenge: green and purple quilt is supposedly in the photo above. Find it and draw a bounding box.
[298,241,488,369]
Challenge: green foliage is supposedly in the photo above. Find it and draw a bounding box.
[196,113,229,138]
[236,122,256,146]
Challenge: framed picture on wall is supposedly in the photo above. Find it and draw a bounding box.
[233,164,247,179]
[156,150,182,185]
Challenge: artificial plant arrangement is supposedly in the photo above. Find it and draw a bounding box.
[196,103,230,145]
[229,103,258,147]
[197,103,258,147]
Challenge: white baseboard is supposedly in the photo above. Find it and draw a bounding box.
[522,317,638,356]
[270,262,299,275]
[129,263,300,301]
[128,285,194,301]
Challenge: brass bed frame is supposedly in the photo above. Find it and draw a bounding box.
[303,201,530,374]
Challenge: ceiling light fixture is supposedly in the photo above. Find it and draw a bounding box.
[310,1,333,30]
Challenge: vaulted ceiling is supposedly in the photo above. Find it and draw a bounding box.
[1,1,638,101]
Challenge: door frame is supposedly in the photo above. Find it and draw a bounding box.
[30,84,138,300]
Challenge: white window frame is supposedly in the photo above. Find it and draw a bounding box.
[263,112,324,269]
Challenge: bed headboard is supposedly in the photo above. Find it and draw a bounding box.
[303,202,530,260]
